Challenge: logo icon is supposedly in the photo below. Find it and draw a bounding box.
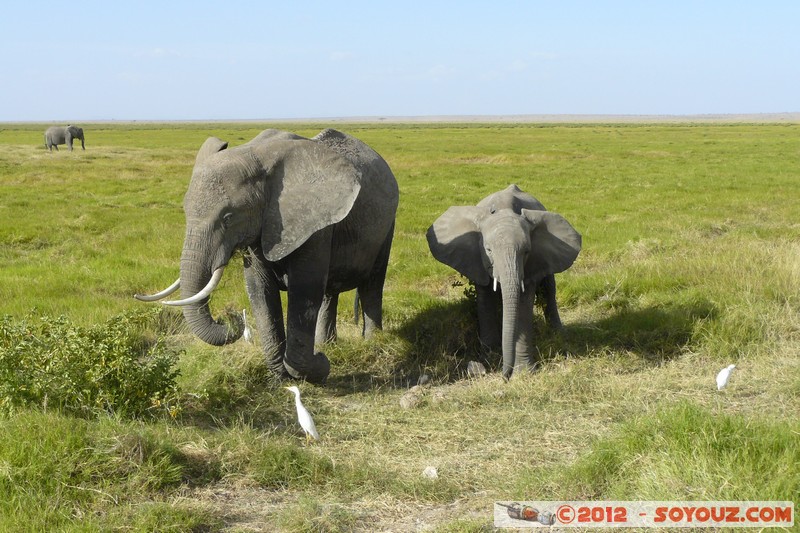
[557,504,576,524]
[498,502,556,525]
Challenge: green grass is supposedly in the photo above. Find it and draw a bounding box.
[535,401,800,501]
[0,121,798,531]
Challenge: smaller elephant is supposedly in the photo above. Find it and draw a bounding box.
[427,185,581,379]
[45,125,85,151]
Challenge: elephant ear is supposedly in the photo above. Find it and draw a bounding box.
[261,138,362,261]
[522,209,582,277]
[426,206,491,285]
[477,184,547,214]
[195,137,229,165]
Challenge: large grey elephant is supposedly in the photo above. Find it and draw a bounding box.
[44,125,85,151]
[427,185,581,379]
[136,129,399,383]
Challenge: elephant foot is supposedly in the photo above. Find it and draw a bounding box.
[502,361,541,381]
[546,314,563,330]
[284,351,331,384]
[267,360,292,380]
[263,345,291,380]
[314,330,337,345]
[362,319,384,340]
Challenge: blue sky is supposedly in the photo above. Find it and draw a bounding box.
[2,1,798,121]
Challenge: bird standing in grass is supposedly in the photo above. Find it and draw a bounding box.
[242,309,252,343]
[285,386,319,444]
[716,364,736,390]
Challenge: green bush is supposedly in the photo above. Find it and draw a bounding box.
[0,308,181,418]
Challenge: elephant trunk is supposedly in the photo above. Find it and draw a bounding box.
[498,252,524,380]
[178,238,242,345]
[500,285,520,380]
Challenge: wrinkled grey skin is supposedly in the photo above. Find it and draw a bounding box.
[149,129,398,383]
[44,125,85,151]
[427,185,581,379]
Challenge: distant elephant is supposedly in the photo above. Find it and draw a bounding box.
[136,129,399,383]
[44,125,85,151]
[427,185,581,379]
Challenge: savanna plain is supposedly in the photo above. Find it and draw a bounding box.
[0,122,798,532]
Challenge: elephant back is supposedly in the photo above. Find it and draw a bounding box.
[313,129,399,204]
[45,126,63,139]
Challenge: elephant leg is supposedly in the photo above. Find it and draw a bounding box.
[356,284,381,338]
[513,288,538,373]
[475,284,501,352]
[243,248,288,378]
[538,274,562,330]
[315,292,338,344]
[283,229,332,384]
[356,226,394,338]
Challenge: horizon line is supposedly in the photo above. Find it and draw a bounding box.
[3,112,800,125]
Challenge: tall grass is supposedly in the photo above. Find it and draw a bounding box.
[0,121,798,530]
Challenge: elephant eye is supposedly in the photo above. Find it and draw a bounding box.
[222,212,234,227]
[490,207,497,214]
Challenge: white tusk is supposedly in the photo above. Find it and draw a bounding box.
[134,278,181,301]
[521,280,525,293]
[162,268,224,307]
[493,278,498,292]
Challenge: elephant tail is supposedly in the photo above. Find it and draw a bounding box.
[353,289,361,325]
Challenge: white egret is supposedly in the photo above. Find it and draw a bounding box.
[285,386,319,443]
[242,309,253,343]
[716,364,736,390]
